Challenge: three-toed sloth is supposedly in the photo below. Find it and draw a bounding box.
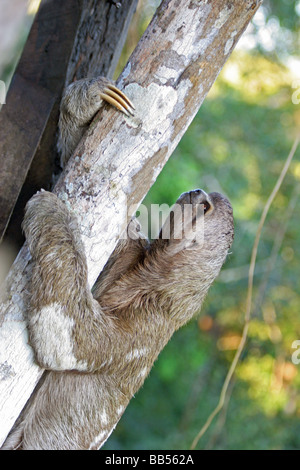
[2,77,234,450]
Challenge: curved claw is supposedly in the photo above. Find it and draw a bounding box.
[100,85,135,116]
[108,84,135,111]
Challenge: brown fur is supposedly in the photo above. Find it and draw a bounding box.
[1,77,234,450]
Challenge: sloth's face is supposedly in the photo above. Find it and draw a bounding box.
[160,189,234,259]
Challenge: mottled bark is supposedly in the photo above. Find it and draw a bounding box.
[0,0,262,447]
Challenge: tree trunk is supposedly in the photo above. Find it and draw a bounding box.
[0,0,262,447]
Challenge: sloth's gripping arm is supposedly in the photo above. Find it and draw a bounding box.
[22,191,149,372]
[57,76,135,166]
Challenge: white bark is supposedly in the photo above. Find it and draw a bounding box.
[0,0,262,446]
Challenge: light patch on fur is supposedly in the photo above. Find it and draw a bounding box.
[100,409,108,426]
[29,303,88,371]
[89,423,118,450]
[138,367,148,379]
[116,405,124,416]
[125,348,148,361]
[88,431,107,450]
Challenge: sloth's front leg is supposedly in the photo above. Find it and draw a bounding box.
[58,76,135,166]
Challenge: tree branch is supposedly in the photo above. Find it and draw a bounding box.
[0,0,262,446]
